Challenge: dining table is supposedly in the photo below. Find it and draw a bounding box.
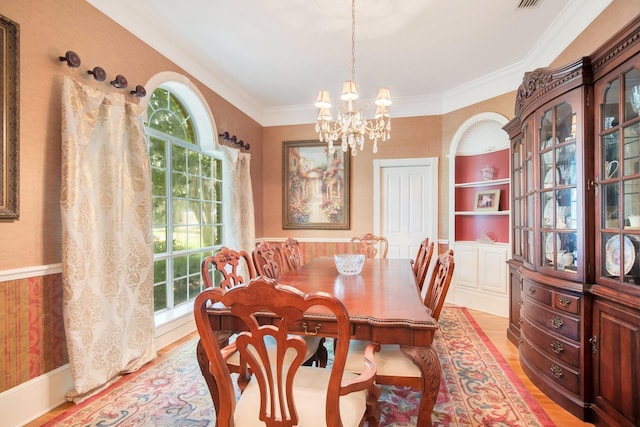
[197,256,441,427]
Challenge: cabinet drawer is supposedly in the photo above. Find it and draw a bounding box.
[521,299,580,341]
[520,336,580,395]
[551,290,581,315]
[520,317,580,367]
[522,279,552,306]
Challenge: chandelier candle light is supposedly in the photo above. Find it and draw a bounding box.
[314,0,391,156]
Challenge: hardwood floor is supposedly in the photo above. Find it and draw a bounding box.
[26,309,593,426]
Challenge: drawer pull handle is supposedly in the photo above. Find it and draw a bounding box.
[589,335,598,354]
[550,316,564,329]
[558,296,571,307]
[528,286,536,294]
[550,340,564,354]
[550,364,564,379]
[302,322,321,336]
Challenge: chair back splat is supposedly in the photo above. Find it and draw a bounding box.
[414,238,435,292]
[201,247,256,290]
[194,276,380,426]
[252,240,286,280]
[351,233,389,259]
[423,249,455,321]
[281,237,305,271]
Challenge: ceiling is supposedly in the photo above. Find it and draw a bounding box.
[87,0,612,126]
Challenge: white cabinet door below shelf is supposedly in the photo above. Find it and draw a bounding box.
[478,246,508,294]
[451,241,509,317]
[454,244,478,289]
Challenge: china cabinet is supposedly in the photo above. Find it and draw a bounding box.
[589,17,640,427]
[505,15,640,425]
[505,57,594,420]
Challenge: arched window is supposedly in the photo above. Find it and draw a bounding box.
[145,82,221,314]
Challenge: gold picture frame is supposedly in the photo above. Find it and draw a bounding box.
[282,140,350,229]
[0,15,19,218]
[474,189,500,212]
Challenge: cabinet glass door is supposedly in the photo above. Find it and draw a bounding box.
[523,123,535,266]
[598,66,640,285]
[512,136,523,258]
[539,102,579,274]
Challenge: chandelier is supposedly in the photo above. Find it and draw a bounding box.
[314,0,391,156]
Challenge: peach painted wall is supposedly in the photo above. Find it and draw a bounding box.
[0,0,264,271]
[0,0,639,400]
[262,116,443,239]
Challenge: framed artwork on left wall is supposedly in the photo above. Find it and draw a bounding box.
[0,14,19,218]
[282,140,350,229]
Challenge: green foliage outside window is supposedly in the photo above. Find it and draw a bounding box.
[146,85,222,313]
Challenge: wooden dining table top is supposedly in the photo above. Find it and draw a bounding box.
[279,256,437,345]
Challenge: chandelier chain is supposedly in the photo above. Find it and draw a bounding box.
[351,0,356,83]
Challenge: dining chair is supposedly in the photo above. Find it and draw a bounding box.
[351,233,389,259]
[251,240,328,368]
[201,246,256,290]
[194,276,380,426]
[411,237,428,275]
[281,237,305,271]
[413,238,435,292]
[251,240,287,279]
[342,249,455,390]
[199,246,258,384]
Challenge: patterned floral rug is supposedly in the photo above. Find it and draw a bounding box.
[44,307,555,426]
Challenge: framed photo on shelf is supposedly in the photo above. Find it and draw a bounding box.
[474,189,500,212]
[282,140,350,229]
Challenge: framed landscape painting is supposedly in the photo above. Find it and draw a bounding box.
[0,15,19,218]
[282,140,350,229]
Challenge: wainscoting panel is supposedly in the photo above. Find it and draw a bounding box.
[0,273,67,394]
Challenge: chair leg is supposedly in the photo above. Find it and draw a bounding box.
[316,338,328,368]
[302,338,328,367]
[365,383,382,426]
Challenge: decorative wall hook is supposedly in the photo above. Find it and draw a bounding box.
[130,85,147,98]
[111,74,128,89]
[59,50,81,68]
[87,66,106,82]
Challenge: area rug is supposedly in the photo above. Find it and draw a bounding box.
[43,307,555,426]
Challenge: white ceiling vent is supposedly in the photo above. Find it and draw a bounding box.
[515,0,542,9]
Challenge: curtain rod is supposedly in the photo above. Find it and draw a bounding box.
[59,50,146,98]
[219,131,250,151]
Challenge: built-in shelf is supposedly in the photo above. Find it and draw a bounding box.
[455,210,510,216]
[454,178,510,188]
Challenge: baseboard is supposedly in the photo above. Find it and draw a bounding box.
[154,310,196,351]
[2,315,196,427]
[0,363,73,427]
[451,289,509,318]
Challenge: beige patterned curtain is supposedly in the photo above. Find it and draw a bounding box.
[221,145,255,255]
[60,76,155,402]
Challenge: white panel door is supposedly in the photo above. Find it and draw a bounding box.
[374,158,438,259]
